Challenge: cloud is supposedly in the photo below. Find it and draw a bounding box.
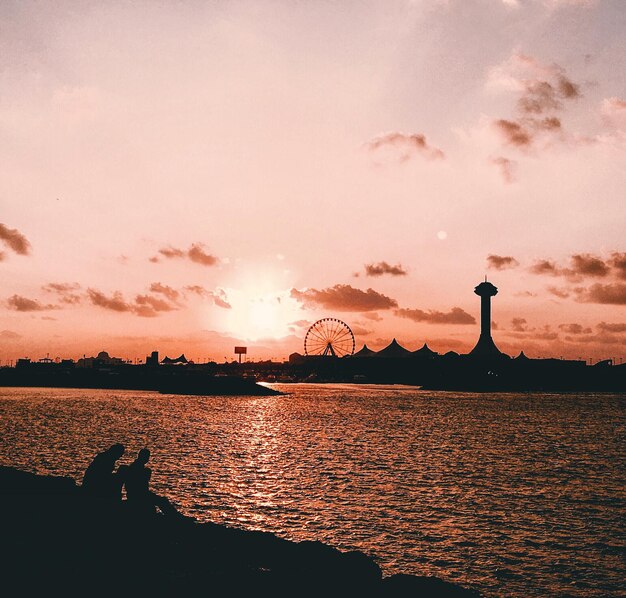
[184,285,231,309]
[547,286,570,299]
[1,329,21,339]
[291,284,398,312]
[364,261,408,277]
[188,243,218,266]
[558,323,592,334]
[488,53,581,151]
[575,283,626,305]
[511,317,528,332]
[0,223,31,256]
[394,307,476,325]
[351,325,372,336]
[149,282,180,302]
[530,253,613,281]
[530,259,560,275]
[609,252,626,280]
[493,119,532,147]
[158,246,186,259]
[569,254,610,277]
[7,295,58,312]
[134,294,177,316]
[361,312,383,321]
[490,156,517,183]
[152,243,219,267]
[87,289,132,313]
[365,132,445,162]
[487,254,519,270]
[289,319,312,329]
[42,282,82,305]
[597,322,626,334]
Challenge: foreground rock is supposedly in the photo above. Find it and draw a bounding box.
[0,466,479,597]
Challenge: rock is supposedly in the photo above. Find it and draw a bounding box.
[0,467,480,597]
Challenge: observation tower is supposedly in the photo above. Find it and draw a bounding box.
[469,279,502,358]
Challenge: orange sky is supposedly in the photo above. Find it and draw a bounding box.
[1,0,625,363]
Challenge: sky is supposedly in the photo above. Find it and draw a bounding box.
[1,0,625,363]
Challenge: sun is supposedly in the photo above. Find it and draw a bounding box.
[204,265,303,341]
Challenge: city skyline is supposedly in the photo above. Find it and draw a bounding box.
[1,1,625,362]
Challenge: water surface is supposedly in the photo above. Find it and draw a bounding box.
[1,384,624,596]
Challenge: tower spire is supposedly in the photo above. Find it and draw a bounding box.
[469,279,502,358]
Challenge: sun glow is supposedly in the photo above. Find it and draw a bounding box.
[207,266,302,341]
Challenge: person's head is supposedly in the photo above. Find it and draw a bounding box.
[108,443,125,459]
[137,448,150,464]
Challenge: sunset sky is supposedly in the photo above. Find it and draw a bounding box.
[1,0,625,363]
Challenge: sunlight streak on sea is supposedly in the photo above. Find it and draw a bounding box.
[1,384,624,596]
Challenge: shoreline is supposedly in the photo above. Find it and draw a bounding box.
[0,465,478,596]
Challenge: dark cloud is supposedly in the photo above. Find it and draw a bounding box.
[149,283,180,302]
[42,282,82,305]
[493,119,532,147]
[511,318,528,332]
[394,307,476,325]
[609,252,626,280]
[364,261,408,277]
[351,325,372,336]
[558,323,592,334]
[365,132,445,162]
[153,243,218,267]
[597,322,626,333]
[530,259,560,275]
[491,56,580,153]
[487,254,519,270]
[0,223,31,256]
[188,243,218,266]
[87,289,132,313]
[291,284,398,312]
[530,254,610,281]
[134,294,177,316]
[88,288,180,317]
[158,246,186,259]
[569,254,610,278]
[575,283,626,305]
[7,295,58,312]
[183,285,231,309]
[490,156,516,183]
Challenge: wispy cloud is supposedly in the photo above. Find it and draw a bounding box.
[365,132,445,163]
[364,261,408,277]
[291,284,398,312]
[394,307,476,325]
[151,243,219,267]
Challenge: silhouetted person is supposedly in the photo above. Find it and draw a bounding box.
[82,443,126,499]
[124,449,180,517]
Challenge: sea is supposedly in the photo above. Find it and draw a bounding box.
[0,384,624,597]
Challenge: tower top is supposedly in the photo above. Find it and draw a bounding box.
[474,281,498,297]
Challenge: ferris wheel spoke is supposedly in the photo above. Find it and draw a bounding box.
[332,329,352,342]
[308,328,327,343]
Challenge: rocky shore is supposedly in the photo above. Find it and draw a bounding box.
[0,466,478,597]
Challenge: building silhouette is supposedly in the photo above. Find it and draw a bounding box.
[469,279,503,359]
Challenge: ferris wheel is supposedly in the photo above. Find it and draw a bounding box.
[304,318,355,357]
